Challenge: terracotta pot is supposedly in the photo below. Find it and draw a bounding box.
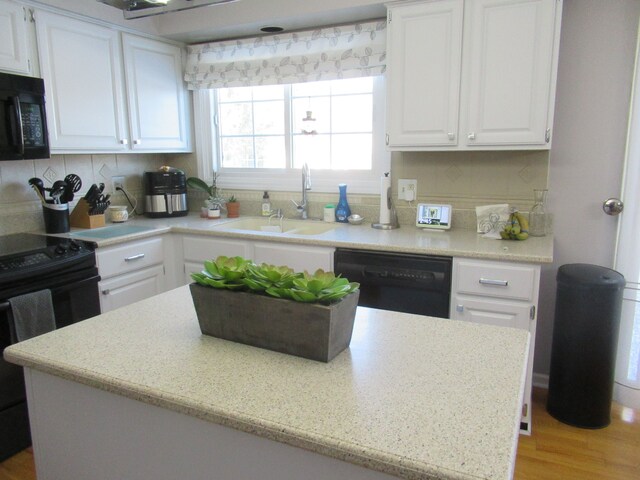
[226,201,240,218]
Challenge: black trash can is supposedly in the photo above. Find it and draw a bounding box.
[547,264,625,428]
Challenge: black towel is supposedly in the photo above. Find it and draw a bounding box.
[8,289,56,342]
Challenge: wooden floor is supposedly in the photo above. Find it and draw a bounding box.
[0,388,637,480]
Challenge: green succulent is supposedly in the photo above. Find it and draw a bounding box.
[265,269,359,304]
[191,258,359,304]
[191,256,251,290]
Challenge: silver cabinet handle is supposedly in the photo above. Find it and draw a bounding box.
[124,253,145,262]
[120,139,128,145]
[385,133,389,146]
[101,289,110,295]
[448,132,455,141]
[479,278,508,286]
[456,304,464,313]
[468,132,476,140]
[133,139,141,145]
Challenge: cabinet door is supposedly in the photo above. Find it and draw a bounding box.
[122,34,191,152]
[461,0,557,146]
[386,0,463,148]
[99,264,165,313]
[253,242,334,273]
[35,11,128,151]
[0,0,30,74]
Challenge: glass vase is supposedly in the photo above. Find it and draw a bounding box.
[528,189,548,237]
[335,184,351,223]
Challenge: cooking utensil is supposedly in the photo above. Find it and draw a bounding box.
[64,174,82,193]
[50,180,68,204]
[28,177,45,199]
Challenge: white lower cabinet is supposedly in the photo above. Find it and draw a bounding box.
[97,236,166,313]
[180,235,335,286]
[450,257,540,433]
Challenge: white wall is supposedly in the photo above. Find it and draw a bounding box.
[535,0,640,376]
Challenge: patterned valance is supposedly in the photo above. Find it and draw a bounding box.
[184,20,387,89]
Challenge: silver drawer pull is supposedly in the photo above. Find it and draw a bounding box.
[479,278,508,287]
[125,253,145,262]
[101,289,110,295]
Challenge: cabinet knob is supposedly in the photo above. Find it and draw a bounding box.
[120,139,128,145]
[385,134,389,146]
[456,304,464,313]
[467,132,476,140]
[447,132,455,141]
[133,139,142,145]
[101,289,110,295]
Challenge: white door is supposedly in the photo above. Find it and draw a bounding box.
[461,0,557,146]
[35,11,128,151]
[386,0,463,147]
[121,34,190,152]
[613,32,640,409]
[0,0,30,74]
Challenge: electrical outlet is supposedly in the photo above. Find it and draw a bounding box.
[112,176,125,191]
[398,179,417,201]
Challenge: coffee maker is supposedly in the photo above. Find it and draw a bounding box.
[143,166,188,218]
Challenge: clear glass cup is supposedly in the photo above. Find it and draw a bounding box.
[529,189,548,237]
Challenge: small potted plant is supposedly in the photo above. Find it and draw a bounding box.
[226,195,240,218]
[189,256,360,362]
[186,172,226,218]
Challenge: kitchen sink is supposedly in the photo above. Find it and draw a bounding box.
[211,217,336,235]
[70,225,156,239]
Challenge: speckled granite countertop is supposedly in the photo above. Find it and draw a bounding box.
[5,286,529,480]
[63,213,553,263]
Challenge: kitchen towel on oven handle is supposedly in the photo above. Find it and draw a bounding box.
[7,289,56,342]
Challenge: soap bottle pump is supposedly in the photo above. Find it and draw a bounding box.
[261,191,271,216]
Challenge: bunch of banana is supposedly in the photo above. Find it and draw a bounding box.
[500,211,529,241]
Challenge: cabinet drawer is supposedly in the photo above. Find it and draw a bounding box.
[97,237,164,280]
[454,259,537,301]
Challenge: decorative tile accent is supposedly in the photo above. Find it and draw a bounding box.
[42,167,58,184]
[446,164,463,183]
[98,163,114,180]
[518,164,535,184]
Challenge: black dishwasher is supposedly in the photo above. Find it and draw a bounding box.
[334,249,452,318]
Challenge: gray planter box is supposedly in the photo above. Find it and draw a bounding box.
[189,283,359,362]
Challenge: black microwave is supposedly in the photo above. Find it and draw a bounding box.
[0,72,50,160]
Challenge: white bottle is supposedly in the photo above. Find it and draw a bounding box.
[261,191,271,216]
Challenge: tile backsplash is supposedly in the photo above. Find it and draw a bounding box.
[0,150,550,235]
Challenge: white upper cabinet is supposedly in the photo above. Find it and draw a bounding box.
[386,0,463,147]
[386,0,562,151]
[36,11,128,151]
[35,10,191,153]
[0,0,31,75]
[122,34,190,152]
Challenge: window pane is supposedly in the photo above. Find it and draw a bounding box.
[329,77,373,95]
[254,101,285,134]
[221,137,254,168]
[219,103,253,135]
[218,87,252,102]
[331,134,371,170]
[292,134,331,169]
[252,85,285,101]
[332,95,373,133]
[255,136,286,168]
[292,97,330,133]
[292,80,331,97]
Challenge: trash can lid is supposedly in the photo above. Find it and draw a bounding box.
[557,263,625,288]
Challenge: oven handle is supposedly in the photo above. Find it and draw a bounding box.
[10,96,25,155]
[0,274,101,314]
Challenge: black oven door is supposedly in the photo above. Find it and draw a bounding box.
[0,269,100,461]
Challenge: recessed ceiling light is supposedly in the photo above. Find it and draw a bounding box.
[260,26,284,33]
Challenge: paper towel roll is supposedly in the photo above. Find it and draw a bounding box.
[379,175,391,224]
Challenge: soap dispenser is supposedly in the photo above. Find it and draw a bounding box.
[261,191,271,216]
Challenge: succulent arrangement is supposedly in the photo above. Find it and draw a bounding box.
[191,256,359,305]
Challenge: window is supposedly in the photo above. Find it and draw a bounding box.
[194,76,389,194]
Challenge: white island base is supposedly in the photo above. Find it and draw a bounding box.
[6,286,530,480]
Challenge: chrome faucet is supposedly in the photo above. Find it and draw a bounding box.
[291,163,311,219]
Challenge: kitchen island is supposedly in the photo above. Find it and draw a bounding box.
[4,286,529,480]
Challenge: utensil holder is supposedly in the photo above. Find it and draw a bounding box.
[42,202,70,233]
[70,198,105,229]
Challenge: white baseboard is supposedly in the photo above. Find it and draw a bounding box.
[532,373,549,389]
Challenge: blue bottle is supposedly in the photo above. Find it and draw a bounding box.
[335,184,351,223]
